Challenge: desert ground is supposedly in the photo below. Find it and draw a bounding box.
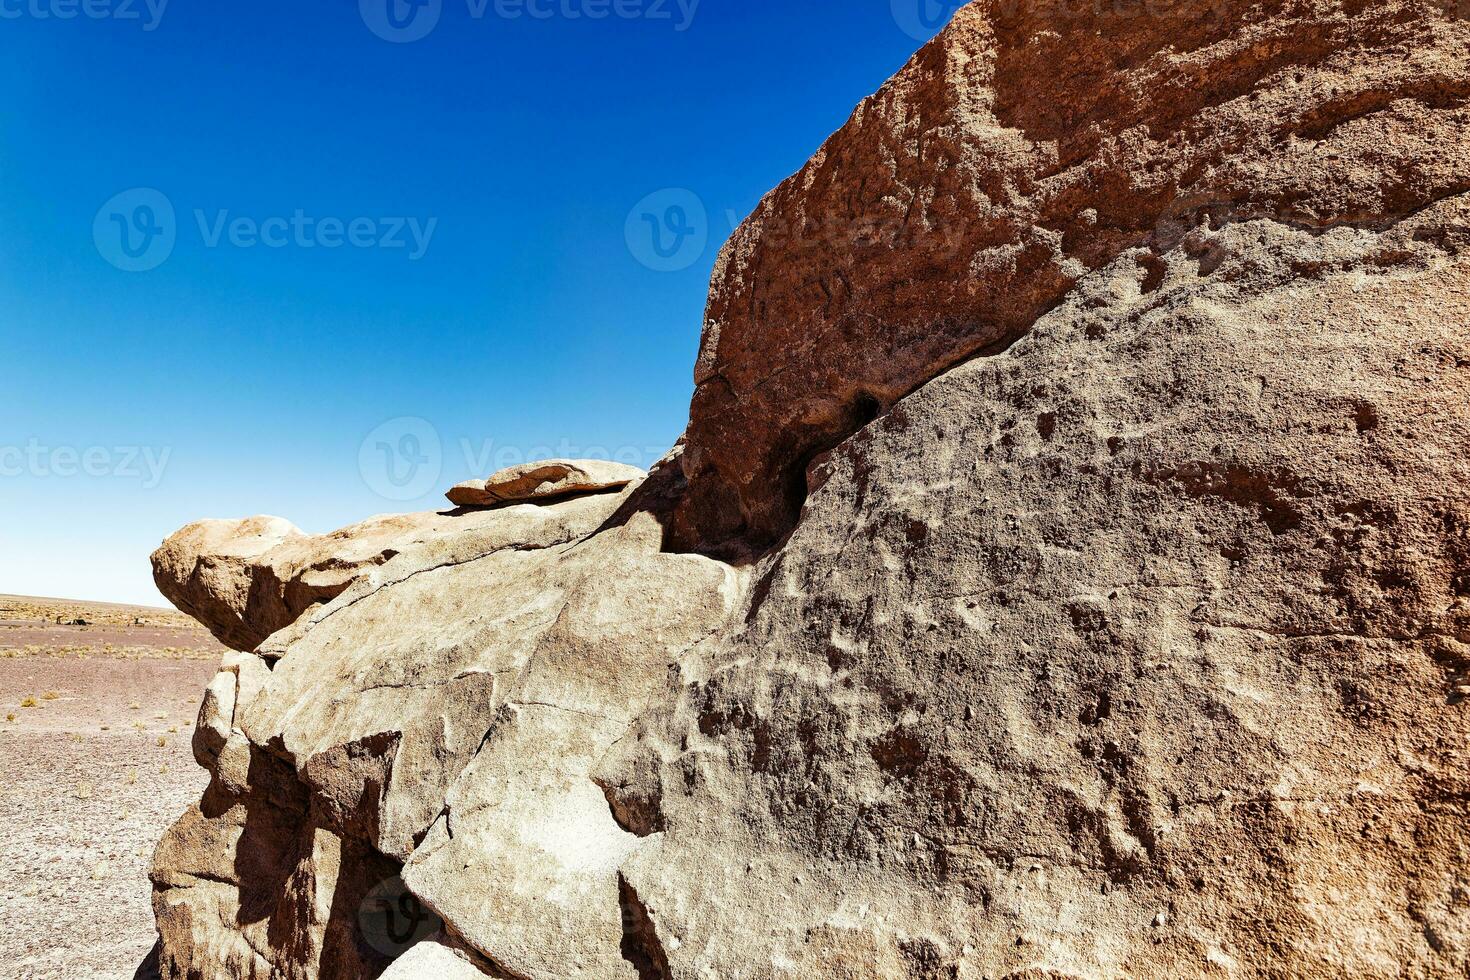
[0,595,224,980]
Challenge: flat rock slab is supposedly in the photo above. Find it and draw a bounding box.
[447,459,644,507]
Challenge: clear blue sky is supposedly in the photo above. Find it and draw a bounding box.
[0,0,952,604]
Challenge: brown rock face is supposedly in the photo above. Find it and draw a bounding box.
[673,0,1470,554]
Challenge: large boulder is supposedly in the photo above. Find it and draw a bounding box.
[149,479,737,979]
[147,2,1470,978]
[606,208,1470,978]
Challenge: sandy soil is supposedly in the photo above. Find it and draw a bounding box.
[0,597,225,980]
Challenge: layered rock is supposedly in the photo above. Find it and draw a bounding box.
[150,480,737,979]
[446,459,645,508]
[152,498,619,654]
[147,2,1470,978]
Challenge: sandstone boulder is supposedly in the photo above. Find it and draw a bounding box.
[606,209,1470,979]
[446,459,644,508]
[150,516,306,652]
[152,496,619,653]
[150,476,736,978]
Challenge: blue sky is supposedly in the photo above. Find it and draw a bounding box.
[0,0,954,604]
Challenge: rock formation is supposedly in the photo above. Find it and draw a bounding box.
[446,459,645,508]
[150,476,737,979]
[671,0,1470,555]
[147,2,1470,978]
[152,502,620,654]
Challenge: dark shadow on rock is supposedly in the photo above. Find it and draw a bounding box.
[132,939,162,980]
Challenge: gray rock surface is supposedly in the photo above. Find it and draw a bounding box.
[608,213,1470,978]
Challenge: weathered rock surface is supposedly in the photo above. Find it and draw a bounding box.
[447,459,644,508]
[377,934,493,980]
[148,480,738,979]
[671,0,1470,554]
[152,498,618,653]
[147,2,1470,978]
[608,212,1470,979]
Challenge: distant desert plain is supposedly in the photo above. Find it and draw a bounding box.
[0,594,224,980]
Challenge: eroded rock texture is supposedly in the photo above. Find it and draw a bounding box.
[611,212,1470,979]
[672,0,1470,553]
[148,2,1470,978]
